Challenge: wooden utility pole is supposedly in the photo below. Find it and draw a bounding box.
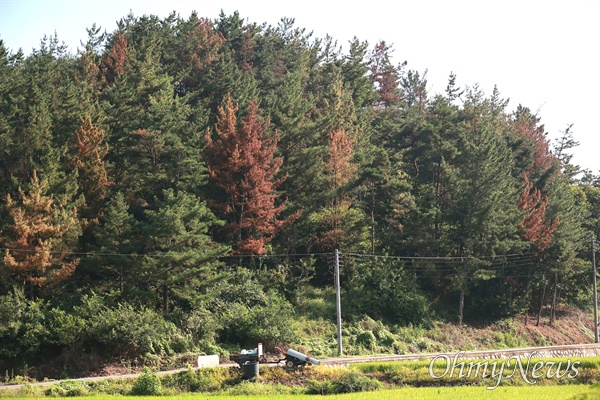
[334,249,342,355]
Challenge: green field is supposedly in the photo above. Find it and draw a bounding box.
[190,385,598,399]
[2,385,598,400]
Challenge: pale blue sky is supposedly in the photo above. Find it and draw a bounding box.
[1,0,598,173]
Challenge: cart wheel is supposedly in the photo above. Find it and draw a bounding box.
[285,360,295,369]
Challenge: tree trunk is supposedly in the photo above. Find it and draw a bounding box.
[458,286,465,327]
[370,181,375,255]
[458,258,467,327]
[524,281,532,326]
[238,202,244,246]
[163,284,169,314]
[120,265,124,294]
[28,279,34,300]
[550,272,558,326]
[536,279,546,327]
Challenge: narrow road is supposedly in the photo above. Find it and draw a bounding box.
[2,343,599,390]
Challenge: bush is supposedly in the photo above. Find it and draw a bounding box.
[224,381,293,395]
[163,366,234,392]
[87,378,129,395]
[76,293,191,357]
[356,330,377,350]
[307,378,338,395]
[335,371,381,393]
[0,288,49,359]
[45,380,90,397]
[344,258,431,326]
[219,290,298,348]
[307,371,381,394]
[182,308,222,345]
[245,292,298,347]
[131,367,162,396]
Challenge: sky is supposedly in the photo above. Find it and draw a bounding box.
[0,0,598,173]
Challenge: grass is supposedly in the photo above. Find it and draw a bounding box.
[2,356,599,398]
[1,385,596,399]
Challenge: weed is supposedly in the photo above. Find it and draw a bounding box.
[130,367,161,396]
[44,380,90,397]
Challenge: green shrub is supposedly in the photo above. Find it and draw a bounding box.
[87,378,129,395]
[294,286,336,320]
[181,307,222,345]
[162,366,236,393]
[307,378,337,395]
[131,367,162,396]
[17,383,36,398]
[356,330,377,350]
[76,293,191,357]
[45,380,90,397]
[224,381,293,395]
[219,290,298,348]
[307,371,381,394]
[47,309,85,347]
[335,370,381,393]
[344,258,431,326]
[0,288,49,359]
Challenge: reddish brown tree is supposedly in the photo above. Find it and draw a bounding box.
[327,129,355,188]
[2,171,80,297]
[100,32,127,87]
[517,177,560,252]
[369,41,405,108]
[511,108,559,251]
[512,109,554,176]
[205,94,292,254]
[71,117,110,226]
[77,51,102,93]
[179,17,225,90]
[312,129,365,251]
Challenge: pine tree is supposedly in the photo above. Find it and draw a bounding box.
[553,124,580,180]
[142,189,228,313]
[205,94,292,254]
[446,87,523,324]
[517,177,559,252]
[171,14,225,104]
[308,128,369,252]
[131,83,208,202]
[215,10,257,73]
[319,129,356,249]
[2,171,80,297]
[93,192,136,295]
[100,32,127,87]
[369,41,405,109]
[0,40,25,196]
[71,116,110,228]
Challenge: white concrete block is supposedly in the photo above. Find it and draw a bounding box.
[197,354,220,368]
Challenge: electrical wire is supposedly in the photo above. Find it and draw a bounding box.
[0,247,573,283]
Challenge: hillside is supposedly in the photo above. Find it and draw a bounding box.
[0,10,599,382]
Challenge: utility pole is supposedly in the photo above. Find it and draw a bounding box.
[593,239,598,344]
[334,249,342,355]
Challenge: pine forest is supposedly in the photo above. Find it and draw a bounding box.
[1,11,600,378]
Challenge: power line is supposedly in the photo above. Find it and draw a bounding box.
[0,247,333,259]
[342,251,536,260]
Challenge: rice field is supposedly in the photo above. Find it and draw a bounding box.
[2,384,595,400]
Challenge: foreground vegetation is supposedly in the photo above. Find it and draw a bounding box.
[2,356,600,398]
[2,8,600,379]
[1,385,598,400]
